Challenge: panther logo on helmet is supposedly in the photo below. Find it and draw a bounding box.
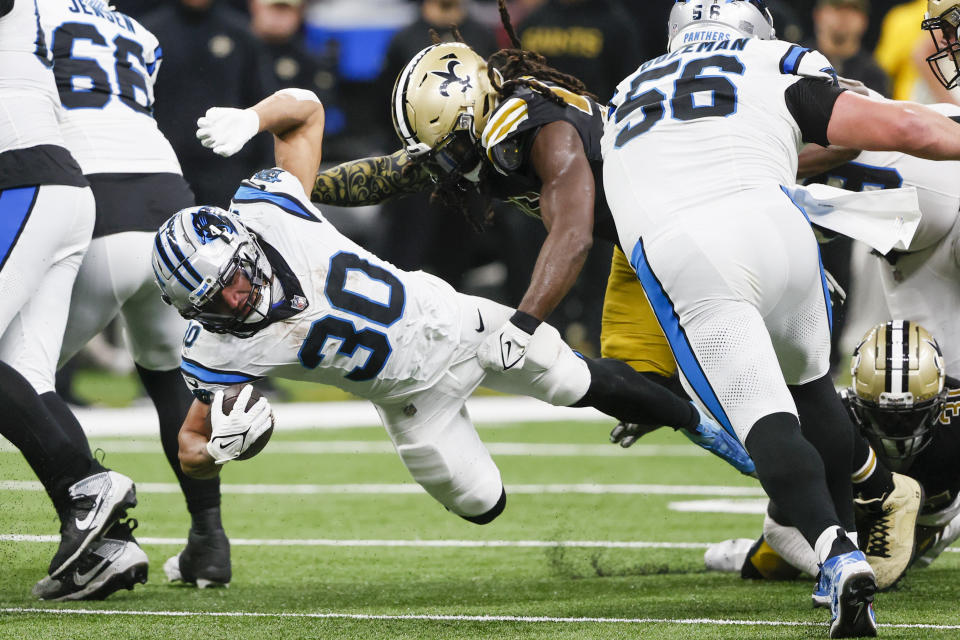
[849,321,948,470]
[191,207,237,244]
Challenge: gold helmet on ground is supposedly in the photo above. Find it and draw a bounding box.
[390,43,500,181]
[923,0,960,88]
[849,321,947,469]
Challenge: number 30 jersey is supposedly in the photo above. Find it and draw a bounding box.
[38,0,181,175]
[181,169,465,403]
[602,37,842,242]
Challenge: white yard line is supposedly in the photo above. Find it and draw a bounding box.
[0,440,704,457]
[0,480,764,496]
[0,535,710,549]
[1,607,958,630]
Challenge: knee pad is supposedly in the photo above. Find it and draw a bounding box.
[460,488,506,525]
[396,439,503,519]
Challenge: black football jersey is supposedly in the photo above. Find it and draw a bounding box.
[478,79,618,245]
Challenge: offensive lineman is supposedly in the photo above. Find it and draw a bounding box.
[602,0,960,636]
[35,0,231,596]
[0,0,138,599]
[152,88,744,530]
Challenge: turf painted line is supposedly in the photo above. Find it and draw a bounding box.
[2,607,958,631]
[668,499,769,514]
[0,440,704,457]
[0,480,765,496]
[0,535,710,549]
[57,397,608,437]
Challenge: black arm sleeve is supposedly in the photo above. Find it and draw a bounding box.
[0,0,14,17]
[784,78,847,147]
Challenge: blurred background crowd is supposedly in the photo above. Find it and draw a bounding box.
[60,0,954,405]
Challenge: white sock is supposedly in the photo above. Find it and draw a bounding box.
[763,513,819,577]
[848,530,858,549]
[814,525,845,565]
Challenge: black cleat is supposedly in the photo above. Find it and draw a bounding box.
[34,519,148,601]
[164,508,231,588]
[48,471,137,577]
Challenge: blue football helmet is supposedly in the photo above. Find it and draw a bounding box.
[668,1,776,52]
[152,206,273,338]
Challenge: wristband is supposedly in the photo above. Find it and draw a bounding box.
[510,310,542,335]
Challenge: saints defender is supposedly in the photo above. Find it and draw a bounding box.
[153,88,742,530]
[34,0,231,595]
[708,322,960,602]
[602,0,960,636]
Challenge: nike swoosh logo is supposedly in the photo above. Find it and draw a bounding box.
[74,489,106,531]
[216,436,243,452]
[73,553,113,586]
[475,310,485,333]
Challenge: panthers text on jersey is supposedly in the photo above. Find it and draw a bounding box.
[806,105,960,371]
[180,168,469,404]
[39,0,180,176]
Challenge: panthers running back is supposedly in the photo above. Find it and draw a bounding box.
[157,89,750,527]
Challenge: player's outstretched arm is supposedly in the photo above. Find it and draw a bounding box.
[312,150,433,206]
[197,88,325,195]
[827,92,960,161]
[178,399,219,480]
[796,144,860,179]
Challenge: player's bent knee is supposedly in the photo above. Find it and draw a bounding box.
[460,488,506,525]
[396,440,503,519]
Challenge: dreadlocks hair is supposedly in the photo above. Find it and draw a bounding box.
[411,2,598,232]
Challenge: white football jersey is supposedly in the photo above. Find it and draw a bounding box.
[181,169,465,403]
[0,0,65,153]
[38,0,180,174]
[602,37,837,247]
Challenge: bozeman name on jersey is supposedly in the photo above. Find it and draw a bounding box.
[39,0,180,176]
[181,169,466,404]
[478,79,620,245]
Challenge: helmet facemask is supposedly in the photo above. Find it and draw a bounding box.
[923,5,960,89]
[849,321,947,471]
[154,206,274,339]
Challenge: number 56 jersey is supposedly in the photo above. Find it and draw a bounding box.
[602,37,841,248]
[180,169,465,403]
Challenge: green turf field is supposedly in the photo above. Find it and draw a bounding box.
[1,418,957,639]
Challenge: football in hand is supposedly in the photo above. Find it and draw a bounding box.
[220,383,274,461]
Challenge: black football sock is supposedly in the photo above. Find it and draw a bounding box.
[850,432,895,501]
[136,364,221,514]
[790,374,856,531]
[40,391,93,460]
[0,362,96,518]
[745,411,841,548]
[571,358,697,430]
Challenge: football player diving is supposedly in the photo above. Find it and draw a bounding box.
[151,88,746,534]
[308,1,755,472]
[706,322,960,598]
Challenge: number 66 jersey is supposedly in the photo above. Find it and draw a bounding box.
[180,168,468,404]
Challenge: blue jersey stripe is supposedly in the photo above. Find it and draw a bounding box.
[232,186,320,222]
[779,186,833,332]
[0,187,39,272]
[629,239,738,440]
[181,358,259,385]
[779,45,809,75]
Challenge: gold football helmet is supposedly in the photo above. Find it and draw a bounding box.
[923,0,960,88]
[390,43,500,181]
[849,321,947,469]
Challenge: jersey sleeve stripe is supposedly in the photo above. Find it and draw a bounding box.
[779,45,809,76]
[481,98,526,149]
[181,357,260,384]
[232,186,320,222]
